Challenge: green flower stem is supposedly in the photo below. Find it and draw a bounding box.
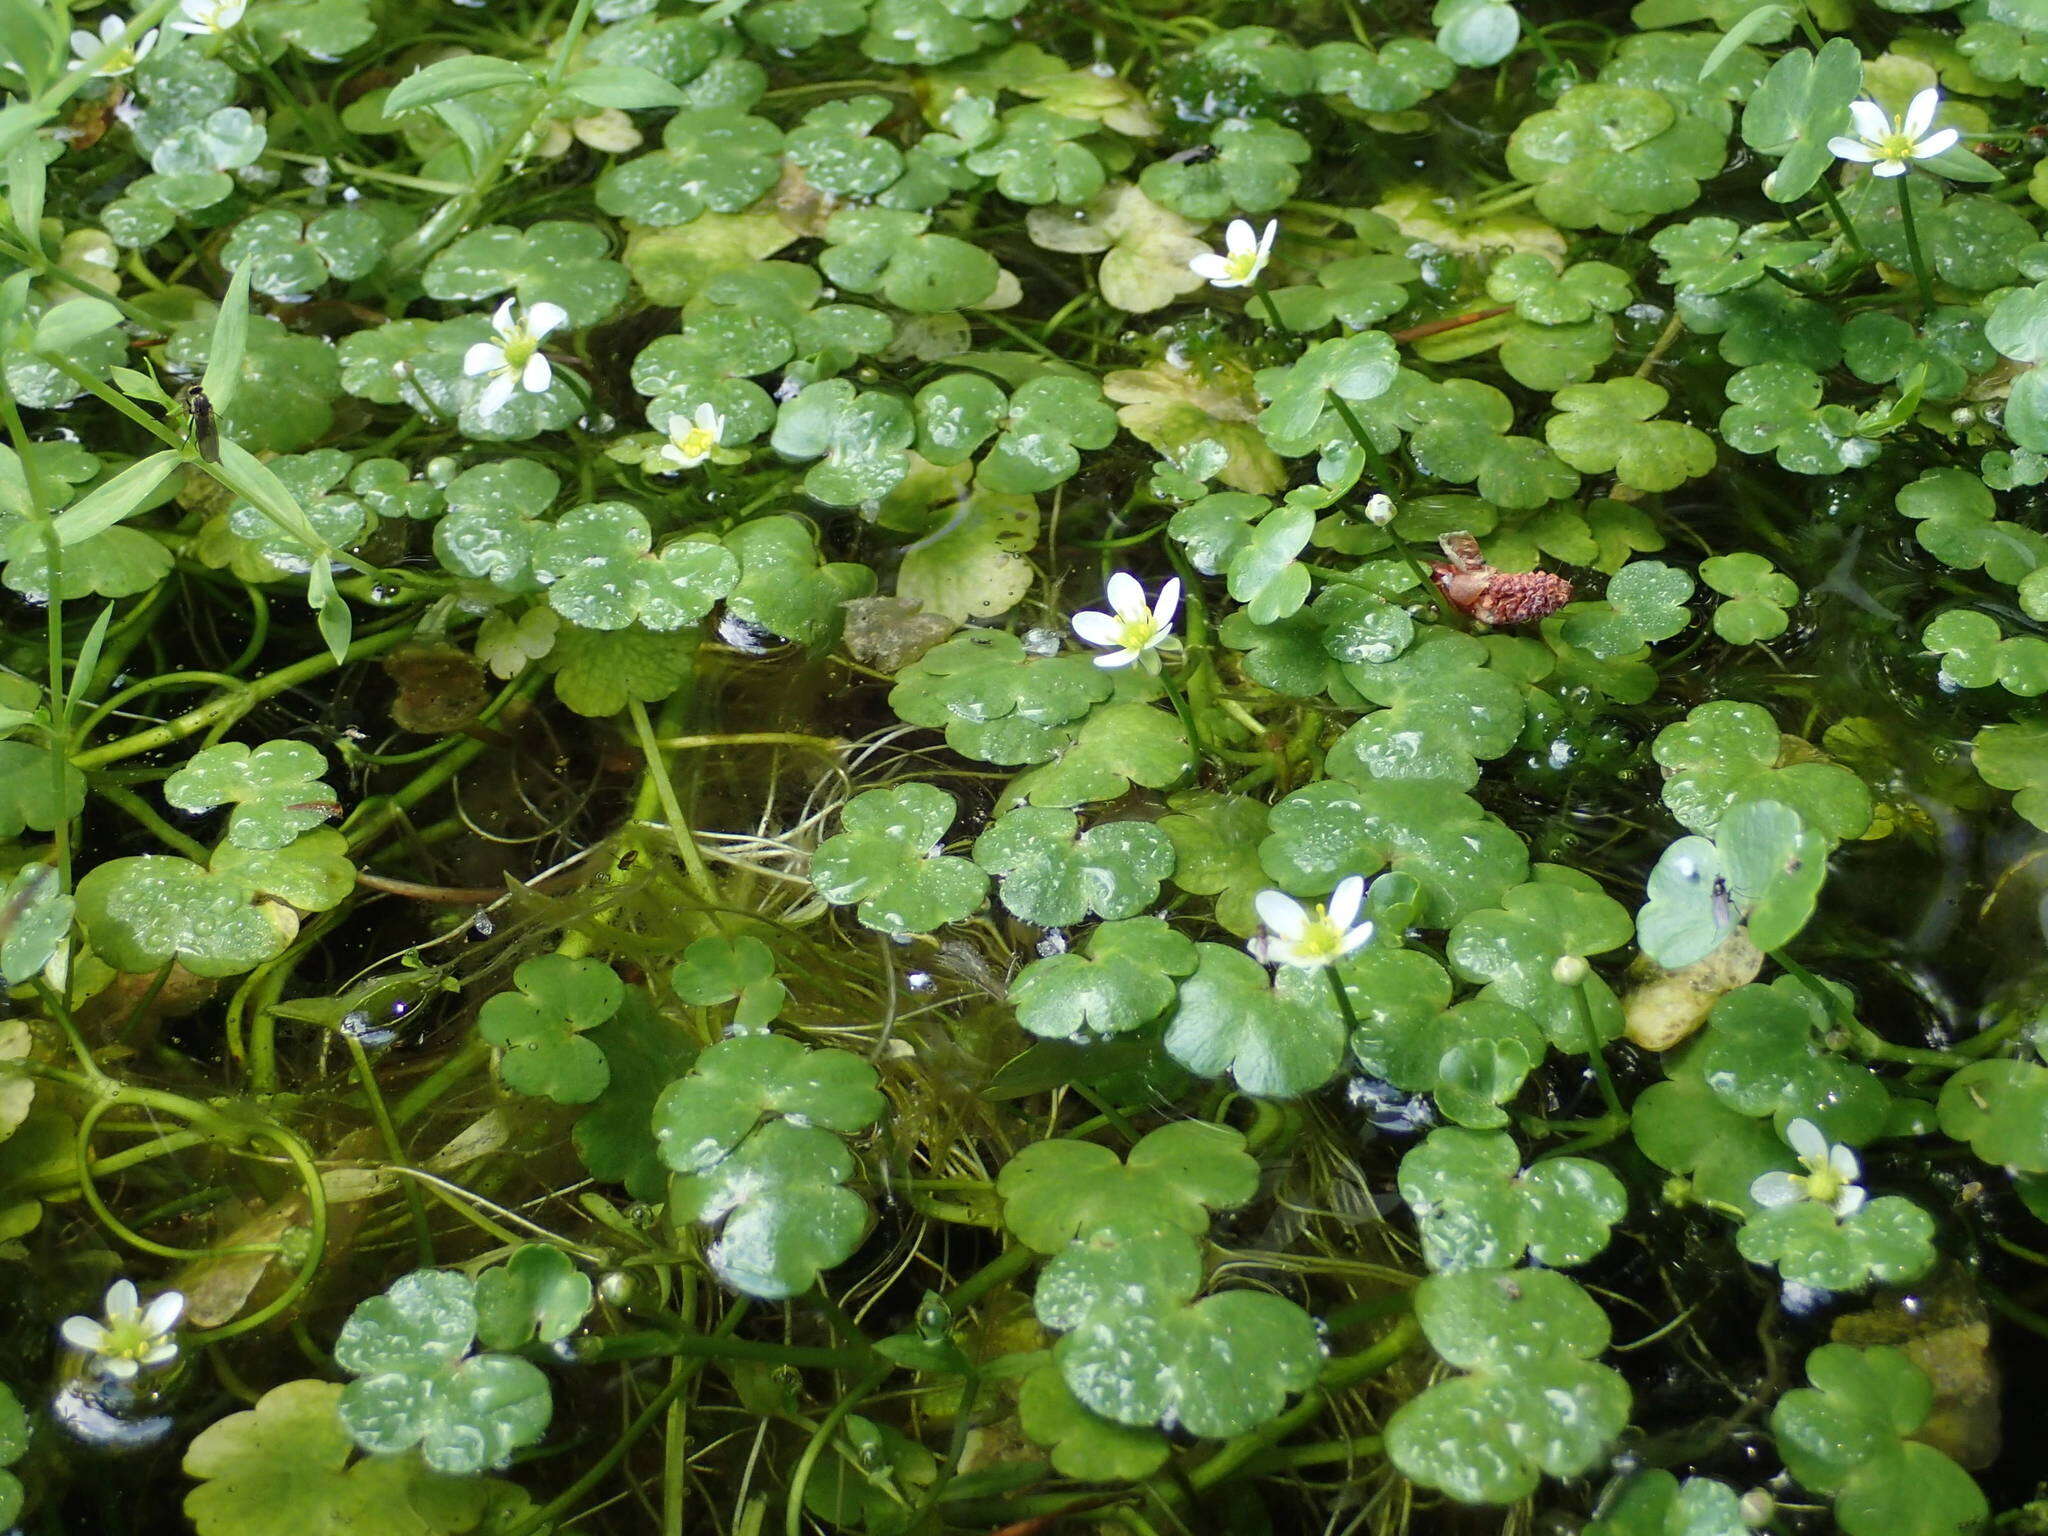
[1895,172,1936,314]
[343,1029,436,1267]
[1155,664,1210,759]
[1326,965,1362,1035]
[72,1098,284,1261]
[1566,975,1627,1121]
[1811,176,1871,262]
[72,622,413,770]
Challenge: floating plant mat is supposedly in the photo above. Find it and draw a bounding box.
[2,0,2047,1532]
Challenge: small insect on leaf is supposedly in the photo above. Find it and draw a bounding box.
[178,384,221,464]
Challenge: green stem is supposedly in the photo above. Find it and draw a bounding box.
[627,698,723,908]
[1185,1316,1421,1493]
[502,1307,745,1536]
[1326,964,1361,1035]
[1812,176,1870,261]
[1895,172,1935,314]
[1154,665,1209,759]
[345,1031,436,1266]
[1568,973,1627,1121]
[564,1329,873,1370]
[93,782,211,862]
[73,625,413,769]
[785,1365,894,1536]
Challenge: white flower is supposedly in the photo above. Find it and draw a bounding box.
[59,1280,186,1381]
[170,0,248,35]
[1188,217,1278,289]
[462,298,567,415]
[1749,1118,1866,1219]
[1827,89,1960,178]
[658,402,725,471]
[1249,877,1374,971]
[70,15,158,76]
[1071,572,1180,672]
[1363,492,1396,527]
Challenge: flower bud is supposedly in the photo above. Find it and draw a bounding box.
[1551,954,1590,987]
[1364,492,1396,526]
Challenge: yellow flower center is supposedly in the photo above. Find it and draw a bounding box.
[498,332,537,371]
[1223,250,1262,283]
[1292,907,1345,961]
[1800,1160,1849,1207]
[673,425,716,460]
[1114,614,1160,651]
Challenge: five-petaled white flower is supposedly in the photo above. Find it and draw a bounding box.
[170,0,248,35]
[1071,571,1180,671]
[1188,217,1278,289]
[659,403,725,471]
[1750,1118,1866,1219]
[1250,877,1375,970]
[71,14,158,76]
[1828,88,1960,177]
[59,1280,186,1381]
[463,298,567,415]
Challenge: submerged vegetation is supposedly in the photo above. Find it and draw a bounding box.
[6,0,2048,1530]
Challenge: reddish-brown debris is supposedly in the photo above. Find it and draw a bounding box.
[1429,530,1574,627]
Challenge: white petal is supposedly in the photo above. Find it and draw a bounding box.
[1872,159,1908,177]
[521,352,553,394]
[1254,889,1310,941]
[1336,921,1375,956]
[1848,99,1892,141]
[99,1356,140,1381]
[105,1279,140,1320]
[1749,1171,1802,1208]
[1104,571,1146,619]
[1325,875,1365,932]
[525,301,569,340]
[1188,253,1234,282]
[477,372,518,415]
[1829,1144,1861,1183]
[1828,137,1878,163]
[1070,610,1123,647]
[490,296,519,334]
[1834,1185,1867,1218]
[136,29,159,58]
[1254,219,1279,260]
[142,1290,186,1334]
[1150,576,1181,635]
[72,29,100,55]
[1784,1118,1826,1161]
[1207,269,1251,290]
[1903,87,1940,140]
[462,341,504,377]
[1224,218,1257,256]
[61,1317,110,1351]
[1091,648,1136,669]
[1913,127,1959,159]
[696,403,724,436]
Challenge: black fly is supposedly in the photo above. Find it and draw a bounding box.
[1167,143,1219,164]
[177,383,220,463]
